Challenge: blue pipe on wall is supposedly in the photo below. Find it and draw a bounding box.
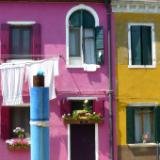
[30,87,50,160]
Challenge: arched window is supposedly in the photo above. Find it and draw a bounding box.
[66,5,104,68]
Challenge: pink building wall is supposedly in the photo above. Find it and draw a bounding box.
[0,2,116,160]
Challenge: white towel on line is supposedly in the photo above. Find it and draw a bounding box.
[26,58,59,100]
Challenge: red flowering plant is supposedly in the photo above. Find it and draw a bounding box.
[5,127,30,151]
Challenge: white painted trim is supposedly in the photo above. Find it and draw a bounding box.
[112,8,160,14]
[128,102,159,107]
[128,23,156,68]
[67,96,98,100]
[7,21,36,25]
[68,124,71,160]
[95,124,99,160]
[68,124,99,160]
[66,4,99,67]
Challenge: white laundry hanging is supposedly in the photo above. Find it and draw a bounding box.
[26,58,59,100]
[1,63,25,105]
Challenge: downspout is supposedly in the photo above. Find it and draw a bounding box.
[104,0,114,160]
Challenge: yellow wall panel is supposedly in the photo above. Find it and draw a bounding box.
[115,13,160,145]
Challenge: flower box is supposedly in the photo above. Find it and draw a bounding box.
[63,118,104,124]
[6,138,30,151]
[62,110,104,124]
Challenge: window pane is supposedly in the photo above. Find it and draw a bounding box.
[11,28,21,55]
[83,11,95,28]
[10,27,31,58]
[69,10,81,27]
[69,28,81,57]
[131,26,142,65]
[134,108,154,143]
[21,29,31,55]
[143,109,154,142]
[84,29,95,64]
[71,100,93,112]
[134,110,142,143]
[141,26,152,65]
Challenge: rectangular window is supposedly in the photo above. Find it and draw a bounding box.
[134,108,154,143]
[128,24,155,68]
[71,100,93,112]
[1,106,30,139]
[10,26,32,59]
[1,23,41,60]
[10,107,30,138]
[126,106,160,144]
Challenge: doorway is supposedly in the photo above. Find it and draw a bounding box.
[68,124,98,160]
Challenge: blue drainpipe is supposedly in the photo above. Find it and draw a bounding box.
[30,74,50,160]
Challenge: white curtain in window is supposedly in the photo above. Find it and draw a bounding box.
[144,112,151,140]
[84,29,95,64]
[134,111,142,143]
[69,29,80,57]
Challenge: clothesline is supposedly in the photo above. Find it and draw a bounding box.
[0,57,59,69]
[0,57,59,106]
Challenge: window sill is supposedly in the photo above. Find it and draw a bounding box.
[128,65,156,69]
[128,143,157,148]
[66,64,100,71]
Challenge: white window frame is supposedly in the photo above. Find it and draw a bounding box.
[66,4,99,68]
[127,102,158,145]
[128,23,156,68]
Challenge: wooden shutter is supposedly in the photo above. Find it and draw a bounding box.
[154,107,160,143]
[142,26,152,65]
[32,23,41,60]
[93,99,104,116]
[131,26,142,65]
[60,99,71,116]
[1,23,10,60]
[1,107,11,139]
[95,26,104,65]
[126,107,135,144]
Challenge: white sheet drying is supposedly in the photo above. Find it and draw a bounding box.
[1,63,25,105]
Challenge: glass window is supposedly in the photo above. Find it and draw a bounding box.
[10,107,30,138]
[69,10,95,65]
[10,26,32,58]
[134,108,154,143]
[130,25,152,65]
[126,107,156,144]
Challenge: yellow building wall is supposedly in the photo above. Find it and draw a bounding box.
[115,13,160,145]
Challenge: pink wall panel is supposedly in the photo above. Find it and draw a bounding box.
[0,2,116,160]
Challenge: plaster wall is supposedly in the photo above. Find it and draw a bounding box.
[0,2,116,160]
[115,13,160,145]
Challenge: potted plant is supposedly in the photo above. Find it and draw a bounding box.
[62,110,103,124]
[6,127,30,151]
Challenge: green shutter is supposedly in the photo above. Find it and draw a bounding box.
[131,26,142,65]
[126,107,135,144]
[95,26,104,65]
[141,26,152,65]
[82,10,95,28]
[154,107,160,143]
[69,10,81,27]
